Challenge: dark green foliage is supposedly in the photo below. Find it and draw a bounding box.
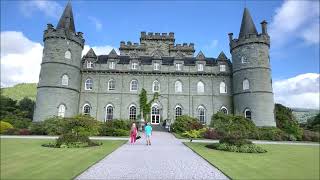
[275,104,303,140]
[1,114,32,129]
[3,128,19,135]
[211,112,256,141]
[18,97,35,119]
[205,143,267,153]
[29,122,47,135]
[139,88,159,121]
[99,120,131,136]
[203,128,222,139]
[219,137,252,146]
[171,115,203,133]
[254,127,289,141]
[305,113,320,132]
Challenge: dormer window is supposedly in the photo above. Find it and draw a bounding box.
[219,65,226,72]
[197,64,204,71]
[176,63,182,71]
[87,61,93,68]
[109,61,115,69]
[132,62,138,70]
[154,63,160,70]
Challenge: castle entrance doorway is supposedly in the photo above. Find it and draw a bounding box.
[151,105,160,124]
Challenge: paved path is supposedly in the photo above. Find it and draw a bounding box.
[76,132,229,180]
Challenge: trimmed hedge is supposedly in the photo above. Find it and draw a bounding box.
[99,120,131,136]
[206,143,267,153]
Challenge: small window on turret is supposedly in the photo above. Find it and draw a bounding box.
[65,50,71,59]
[243,79,250,90]
[241,56,248,64]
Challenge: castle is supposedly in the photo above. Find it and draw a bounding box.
[33,2,276,127]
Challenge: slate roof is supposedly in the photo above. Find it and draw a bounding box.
[57,2,76,33]
[239,8,258,38]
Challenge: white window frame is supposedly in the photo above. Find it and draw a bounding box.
[108,79,115,91]
[197,64,204,71]
[198,106,206,124]
[61,74,69,86]
[197,81,204,93]
[132,62,138,70]
[219,64,226,72]
[109,61,115,69]
[220,106,228,114]
[65,50,71,59]
[130,80,138,91]
[58,104,66,117]
[83,103,91,115]
[176,63,182,71]
[87,61,93,68]
[85,78,93,90]
[243,79,250,90]
[154,62,160,71]
[175,105,182,119]
[105,104,114,121]
[244,108,252,119]
[129,105,137,120]
[152,80,160,92]
[241,56,248,64]
[220,81,227,94]
[175,81,182,93]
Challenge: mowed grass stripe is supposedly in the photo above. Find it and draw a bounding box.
[1,139,125,180]
[185,143,319,180]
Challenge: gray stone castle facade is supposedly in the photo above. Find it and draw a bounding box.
[33,2,276,127]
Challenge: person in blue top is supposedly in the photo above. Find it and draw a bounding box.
[144,122,152,146]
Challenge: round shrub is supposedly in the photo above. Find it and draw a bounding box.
[29,122,47,135]
[0,121,13,134]
[203,128,222,139]
[99,120,131,136]
[171,115,203,133]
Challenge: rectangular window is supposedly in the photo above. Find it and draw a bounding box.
[176,63,182,71]
[132,62,138,70]
[219,65,226,72]
[87,61,93,68]
[198,64,203,71]
[154,63,160,70]
[109,61,115,69]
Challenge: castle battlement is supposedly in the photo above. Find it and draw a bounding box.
[169,43,195,52]
[140,31,175,41]
[229,33,270,51]
[119,41,146,51]
[44,24,84,47]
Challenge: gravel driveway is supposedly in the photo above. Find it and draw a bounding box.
[76,131,228,180]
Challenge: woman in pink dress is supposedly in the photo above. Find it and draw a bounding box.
[130,123,137,144]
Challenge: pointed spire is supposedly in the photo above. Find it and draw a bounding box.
[217,51,227,60]
[84,48,96,58]
[239,8,258,38]
[196,51,205,60]
[108,49,118,58]
[57,1,76,33]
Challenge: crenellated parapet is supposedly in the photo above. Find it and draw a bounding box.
[119,41,146,56]
[169,43,195,57]
[229,33,270,52]
[140,32,175,41]
[43,24,85,48]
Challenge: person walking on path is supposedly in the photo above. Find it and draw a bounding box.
[130,123,138,144]
[145,122,152,145]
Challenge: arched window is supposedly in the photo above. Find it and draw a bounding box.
[175,81,182,93]
[220,81,227,93]
[108,79,115,90]
[198,106,206,124]
[58,104,66,117]
[129,105,137,120]
[130,80,138,91]
[106,105,114,121]
[244,108,252,119]
[175,105,182,119]
[85,78,93,90]
[65,50,71,59]
[220,106,228,114]
[151,104,160,124]
[241,56,247,63]
[61,74,69,86]
[83,104,91,115]
[197,81,204,93]
[243,79,250,90]
[153,80,160,92]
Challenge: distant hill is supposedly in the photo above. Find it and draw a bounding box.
[1,83,37,101]
[292,108,319,123]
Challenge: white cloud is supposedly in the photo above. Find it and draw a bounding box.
[273,73,320,109]
[269,0,319,46]
[20,0,63,18]
[1,31,118,87]
[88,16,103,31]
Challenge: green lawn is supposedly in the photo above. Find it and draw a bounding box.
[185,142,320,180]
[1,138,125,180]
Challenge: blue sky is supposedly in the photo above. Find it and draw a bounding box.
[1,0,319,108]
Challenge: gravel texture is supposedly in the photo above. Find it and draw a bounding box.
[76,132,228,180]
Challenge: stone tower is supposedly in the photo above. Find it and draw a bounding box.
[229,8,276,126]
[33,2,84,121]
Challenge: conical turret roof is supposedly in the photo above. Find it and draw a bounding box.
[57,1,76,33]
[239,8,258,38]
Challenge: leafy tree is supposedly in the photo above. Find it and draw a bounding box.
[306,113,320,131]
[18,97,35,119]
[275,104,303,139]
[0,95,18,119]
